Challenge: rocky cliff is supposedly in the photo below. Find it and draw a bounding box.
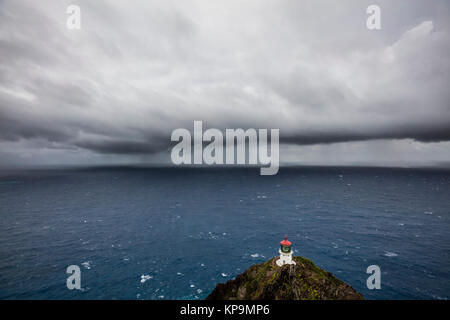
[206,256,363,300]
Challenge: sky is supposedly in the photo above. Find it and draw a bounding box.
[0,0,449,168]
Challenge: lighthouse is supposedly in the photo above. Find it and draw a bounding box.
[276,236,296,266]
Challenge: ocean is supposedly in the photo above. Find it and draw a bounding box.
[0,166,449,300]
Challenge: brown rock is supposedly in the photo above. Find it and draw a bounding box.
[206,256,363,300]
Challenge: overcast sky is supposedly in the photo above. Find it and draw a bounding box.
[0,0,449,168]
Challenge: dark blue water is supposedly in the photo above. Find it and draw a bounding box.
[0,166,449,300]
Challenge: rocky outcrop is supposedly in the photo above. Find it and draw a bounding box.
[206,256,363,300]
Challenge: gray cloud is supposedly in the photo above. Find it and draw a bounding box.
[0,0,449,166]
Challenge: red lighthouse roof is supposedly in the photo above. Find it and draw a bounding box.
[280,236,291,246]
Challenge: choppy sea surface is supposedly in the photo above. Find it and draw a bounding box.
[0,166,449,300]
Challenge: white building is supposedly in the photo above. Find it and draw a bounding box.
[276,236,296,266]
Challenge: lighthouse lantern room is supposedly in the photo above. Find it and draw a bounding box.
[276,236,296,266]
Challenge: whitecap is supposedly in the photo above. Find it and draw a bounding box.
[81,261,91,270]
[221,273,228,277]
[384,251,398,257]
[140,274,153,283]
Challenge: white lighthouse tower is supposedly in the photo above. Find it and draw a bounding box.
[276,236,296,266]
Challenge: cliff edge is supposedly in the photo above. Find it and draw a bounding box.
[206,256,363,300]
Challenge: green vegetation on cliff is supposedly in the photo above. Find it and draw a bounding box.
[206,256,363,300]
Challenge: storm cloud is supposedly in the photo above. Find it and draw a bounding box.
[0,0,449,166]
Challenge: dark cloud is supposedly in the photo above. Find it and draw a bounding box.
[281,123,450,146]
[0,0,449,166]
[74,139,169,155]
